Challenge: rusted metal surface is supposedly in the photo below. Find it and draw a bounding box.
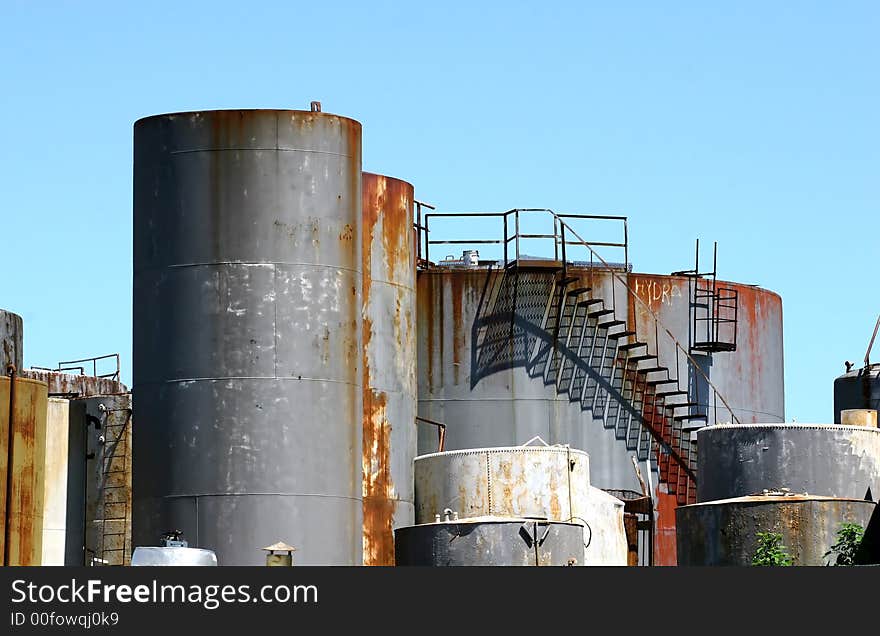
[361,173,416,566]
[21,369,127,397]
[80,395,132,566]
[0,375,47,565]
[676,495,876,565]
[696,423,880,503]
[413,446,627,565]
[395,518,586,566]
[0,310,23,372]
[416,262,785,566]
[41,398,70,565]
[840,409,878,427]
[133,109,363,565]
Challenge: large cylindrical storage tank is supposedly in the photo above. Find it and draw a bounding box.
[834,364,880,423]
[395,518,585,566]
[696,424,880,503]
[417,264,784,563]
[361,173,417,565]
[133,109,363,565]
[413,446,627,564]
[0,309,23,371]
[676,495,876,566]
[0,375,48,565]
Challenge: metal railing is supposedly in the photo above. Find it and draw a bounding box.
[55,354,121,381]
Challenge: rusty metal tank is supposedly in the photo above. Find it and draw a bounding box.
[417,265,785,564]
[133,108,363,565]
[395,517,586,566]
[413,445,627,564]
[0,310,23,372]
[834,364,880,423]
[361,173,417,565]
[0,375,48,565]
[676,494,876,566]
[696,423,880,503]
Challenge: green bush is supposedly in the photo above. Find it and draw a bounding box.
[824,523,865,566]
[752,531,793,566]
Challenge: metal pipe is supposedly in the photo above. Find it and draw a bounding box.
[4,363,16,566]
[415,416,446,452]
[864,315,880,368]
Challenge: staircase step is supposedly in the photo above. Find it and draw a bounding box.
[557,276,579,285]
[656,389,688,398]
[597,319,626,328]
[627,354,658,364]
[673,414,709,422]
[577,299,604,308]
[640,366,667,374]
[681,419,710,430]
[607,330,637,340]
[566,287,591,296]
[587,308,615,318]
[618,342,648,351]
[647,378,677,386]
[666,401,699,409]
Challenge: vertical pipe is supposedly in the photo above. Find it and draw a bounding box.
[3,364,16,566]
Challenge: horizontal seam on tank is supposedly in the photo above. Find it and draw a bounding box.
[159,493,363,501]
[136,262,362,275]
[134,377,362,386]
[169,148,354,158]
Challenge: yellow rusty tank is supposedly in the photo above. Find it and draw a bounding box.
[0,375,48,565]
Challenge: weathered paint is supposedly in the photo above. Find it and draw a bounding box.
[395,518,586,566]
[133,109,364,565]
[416,265,784,566]
[80,395,132,566]
[41,398,70,565]
[0,310,23,372]
[361,173,416,565]
[414,446,627,565]
[676,495,876,565]
[0,376,48,565]
[21,369,127,397]
[840,409,878,427]
[696,423,880,503]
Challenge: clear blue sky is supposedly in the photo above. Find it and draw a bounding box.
[1,2,877,422]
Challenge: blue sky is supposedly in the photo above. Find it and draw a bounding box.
[0,1,877,422]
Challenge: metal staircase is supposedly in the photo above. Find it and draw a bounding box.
[420,209,740,507]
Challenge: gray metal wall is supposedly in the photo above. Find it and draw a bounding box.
[361,173,417,565]
[133,109,363,565]
[676,496,876,566]
[696,424,880,503]
[416,267,785,492]
[1,309,23,371]
[834,365,880,423]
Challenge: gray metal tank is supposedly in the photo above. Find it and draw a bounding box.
[834,365,880,423]
[1,309,23,371]
[676,495,876,566]
[361,173,417,565]
[132,108,363,565]
[395,518,585,566]
[696,424,880,503]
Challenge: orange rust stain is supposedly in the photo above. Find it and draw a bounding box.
[361,388,395,565]
[0,377,47,565]
[450,275,463,384]
[653,489,679,565]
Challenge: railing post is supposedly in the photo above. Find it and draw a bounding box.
[503,213,508,265]
[515,210,521,262]
[424,215,430,264]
